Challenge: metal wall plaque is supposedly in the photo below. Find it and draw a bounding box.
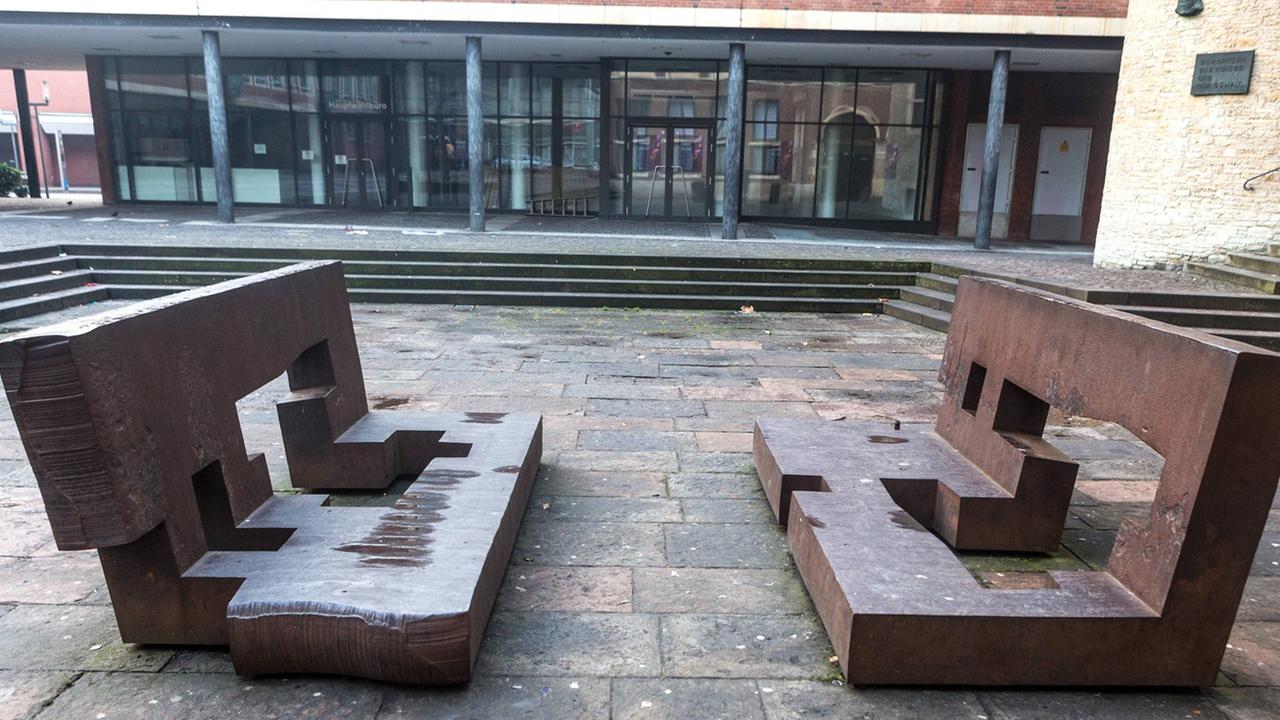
[1192,51,1255,96]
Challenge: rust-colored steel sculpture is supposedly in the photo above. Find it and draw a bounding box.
[754,277,1280,686]
[0,262,542,685]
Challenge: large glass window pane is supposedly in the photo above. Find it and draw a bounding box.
[103,58,121,111]
[857,69,928,126]
[746,66,821,124]
[224,59,289,112]
[815,123,851,219]
[291,60,320,112]
[322,60,387,114]
[428,116,469,208]
[626,60,718,118]
[126,112,197,201]
[500,63,530,117]
[561,119,599,211]
[847,124,923,221]
[498,118,530,210]
[394,61,426,114]
[427,62,496,116]
[742,121,816,218]
[606,119,625,214]
[532,63,599,117]
[107,111,130,200]
[821,68,857,123]
[609,63,626,118]
[295,115,325,205]
[210,111,295,204]
[118,58,189,111]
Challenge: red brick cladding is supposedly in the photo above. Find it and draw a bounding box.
[432,0,1129,19]
[935,70,1117,244]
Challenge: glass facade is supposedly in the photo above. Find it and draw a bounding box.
[97,55,941,229]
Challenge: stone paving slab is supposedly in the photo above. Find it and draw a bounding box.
[0,299,1273,718]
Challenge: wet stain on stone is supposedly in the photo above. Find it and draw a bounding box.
[465,412,507,424]
[807,516,827,529]
[868,435,909,444]
[372,396,411,410]
[493,465,522,473]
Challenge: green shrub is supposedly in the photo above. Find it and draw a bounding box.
[0,164,29,198]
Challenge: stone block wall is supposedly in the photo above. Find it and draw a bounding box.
[1094,1,1279,268]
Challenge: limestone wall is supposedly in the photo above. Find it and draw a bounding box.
[1094,1,1279,268]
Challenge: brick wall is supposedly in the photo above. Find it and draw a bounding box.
[1094,2,1279,267]
[937,70,1117,243]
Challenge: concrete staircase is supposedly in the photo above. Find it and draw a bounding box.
[6,243,1280,351]
[0,243,929,322]
[881,262,1280,351]
[1186,244,1280,294]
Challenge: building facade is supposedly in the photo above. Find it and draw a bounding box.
[0,2,1128,241]
[1095,1,1278,267]
[0,70,100,191]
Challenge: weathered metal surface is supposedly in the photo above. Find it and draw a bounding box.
[0,261,541,685]
[754,276,1280,686]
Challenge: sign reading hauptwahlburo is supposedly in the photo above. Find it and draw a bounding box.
[1191,51,1255,96]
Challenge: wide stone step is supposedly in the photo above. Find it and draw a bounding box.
[0,256,80,283]
[1185,262,1280,294]
[60,243,930,273]
[1115,290,1280,312]
[86,269,903,300]
[1114,305,1280,331]
[0,285,111,322]
[1186,327,1280,351]
[915,273,959,294]
[1227,252,1280,275]
[0,269,95,302]
[103,283,883,313]
[882,299,951,332]
[896,286,955,312]
[74,255,918,285]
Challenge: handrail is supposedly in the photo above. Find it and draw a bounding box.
[1244,165,1280,191]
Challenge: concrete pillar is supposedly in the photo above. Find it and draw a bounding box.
[720,43,746,240]
[202,30,234,223]
[11,70,41,198]
[974,50,1010,250]
[466,36,485,232]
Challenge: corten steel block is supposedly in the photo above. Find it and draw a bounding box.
[754,277,1280,686]
[0,261,542,685]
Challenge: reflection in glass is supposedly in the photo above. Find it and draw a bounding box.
[498,118,530,210]
[119,58,189,111]
[395,116,429,208]
[295,115,325,205]
[126,112,197,201]
[847,124,923,221]
[625,61,718,118]
[322,61,387,114]
[224,60,290,112]
[742,122,815,218]
[394,61,426,114]
[746,66,820,124]
[857,69,928,126]
[290,60,320,112]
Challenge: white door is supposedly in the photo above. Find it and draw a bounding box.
[1031,127,1092,242]
[959,123,1018,238]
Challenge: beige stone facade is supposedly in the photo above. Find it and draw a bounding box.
[1095,1,1279,268]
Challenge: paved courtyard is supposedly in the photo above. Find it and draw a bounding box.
[0,295,1276,720]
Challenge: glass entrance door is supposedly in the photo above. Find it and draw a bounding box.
[626,123,712,220]
[327,118,389,209]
